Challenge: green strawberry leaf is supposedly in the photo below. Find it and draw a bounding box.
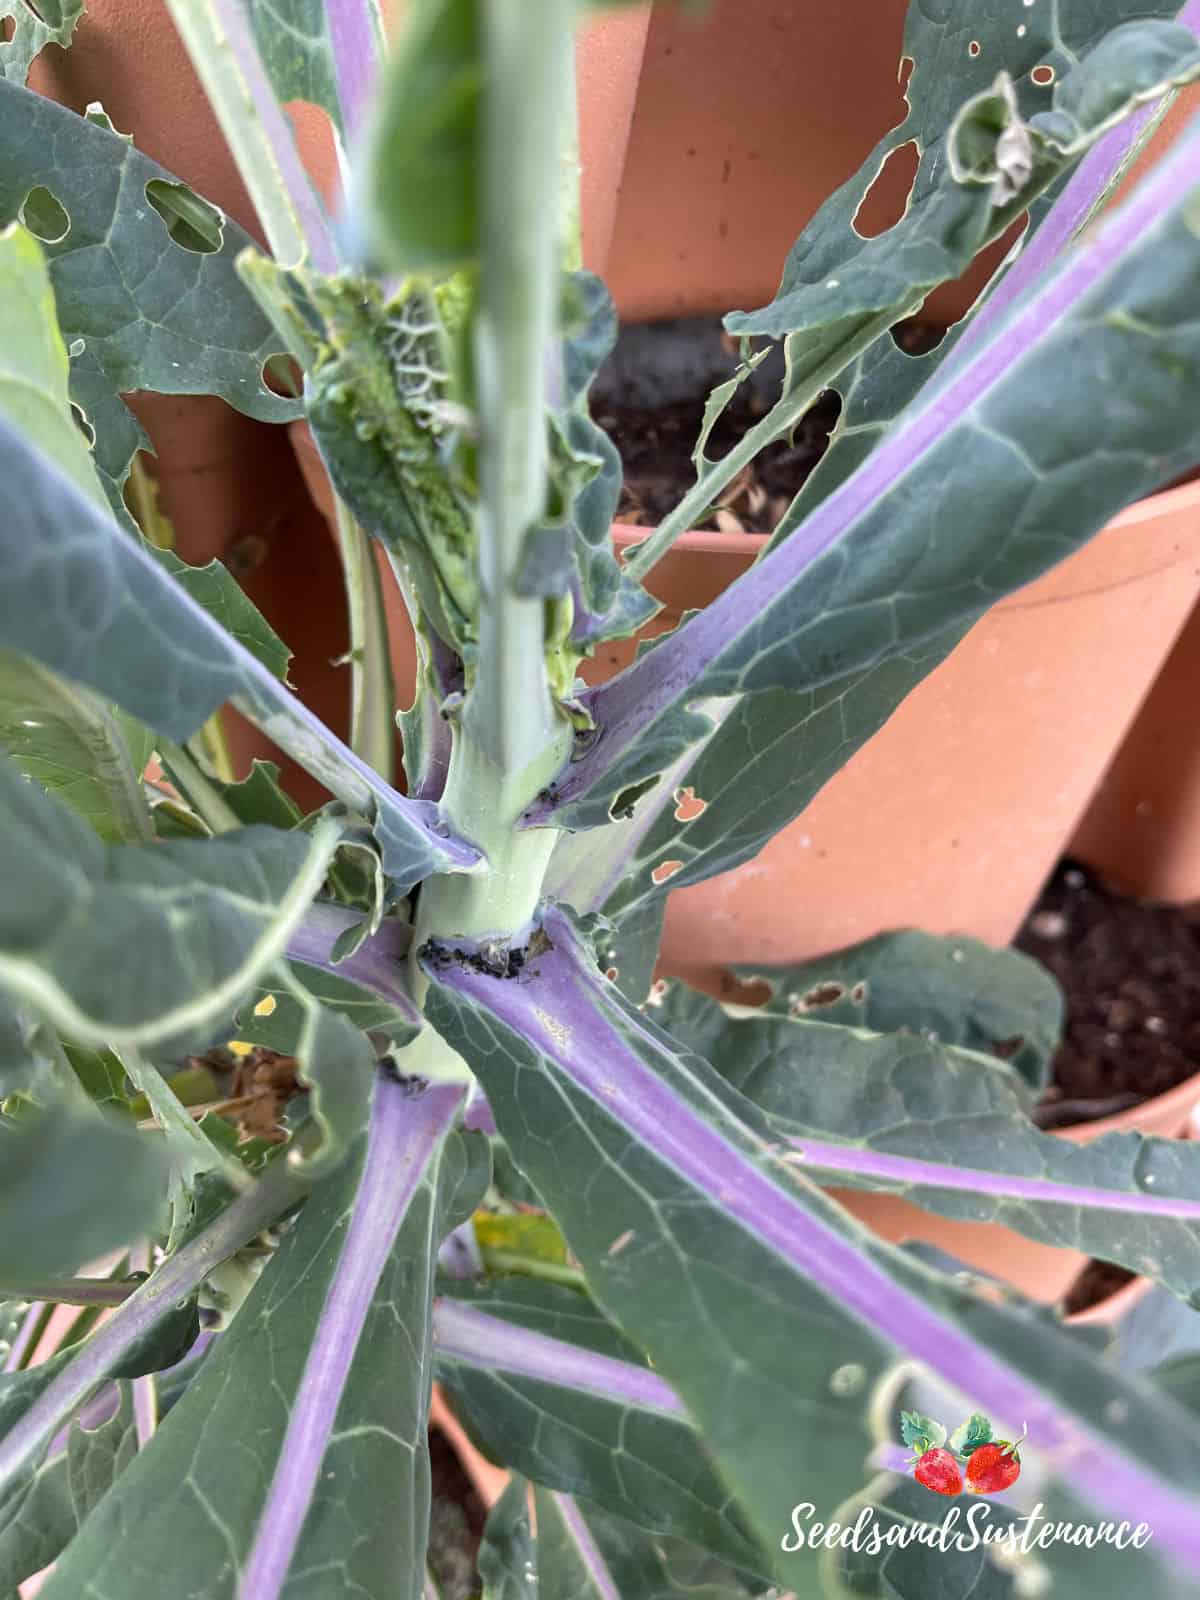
[899,1410,946,1454]
[949,1412,993,1458]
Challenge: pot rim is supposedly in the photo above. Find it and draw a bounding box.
[610,472,1200,595]
[1055,1066,1200,1145]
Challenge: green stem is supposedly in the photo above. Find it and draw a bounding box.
[465,0,576,776]
[332,496,397,784]
[479,1251,587,1291]
[0,1278,136,1309]
[160,739,242,835]
[387,0,579,1083]
[197,711,237,785]
[128,1063,224,1119]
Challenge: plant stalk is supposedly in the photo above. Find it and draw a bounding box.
[332,496,397,783]
[0,1279,134,1309]
[160,739,242,835]
[397,0,578,1021]
[464,0,575,778]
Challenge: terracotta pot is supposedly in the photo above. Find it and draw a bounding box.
[650,481,1200,992]
[575,5,654,277]
[1070,594,1200,903]
[604,1,1200,325]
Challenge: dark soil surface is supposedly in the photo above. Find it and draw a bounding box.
[1062,1258,1137,1316]
[1017,860,1200,1127]
[597,383,840,535]
[595,314,938,535]
[427,1426,487,1600]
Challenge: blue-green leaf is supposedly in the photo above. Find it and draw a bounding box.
[42,1083,485,1600]
[0,0,83,85]
[0,81,299,517]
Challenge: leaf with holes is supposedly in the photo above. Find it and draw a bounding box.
[730,927,1064,1092]
[528,112,1200,839]
[0,0,83,85]
[0,80,299,518]
[761,0,1200,564]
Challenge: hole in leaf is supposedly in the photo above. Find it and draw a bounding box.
[609,774,660,821]
[890,315,945,356]
[716,972,771,1008]
[673,787,707,823]
[261,353,302,398]
[70,402,95,448]
[991,1034,1025,1061]
[650,859,684,887]
[916,210,1029,332]
[791,981,846,1014]
[850,981,868,1005]
[1031,64,1055,86]
[0,16,13,43]
[145,179,224,254]
[967,39,980,57]
[604,967,619,983]
[19,185,70,244]
[852,139,920,240]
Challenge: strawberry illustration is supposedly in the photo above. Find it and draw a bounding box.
[913,1446,964,1496]
[965,1423,1027,1494]
[901,1410,963,1496]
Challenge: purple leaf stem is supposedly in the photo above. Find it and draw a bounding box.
[523,118,1200,827]
[286,902,420,1025]
[328,0,382,146]
[2,1301,45,1374]
[208,0,340,272]
[430,906,1200,1573]
[0,1158,303,1498]
[238,1077,464,1600]
[954,0,1200,359]
[432,1298,685,1417]
[552,1493,622,1600]
[785,1137,1200,1219]
[462,1093,497,1135]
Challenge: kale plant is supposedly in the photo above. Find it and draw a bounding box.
[2,1,1200,1596]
